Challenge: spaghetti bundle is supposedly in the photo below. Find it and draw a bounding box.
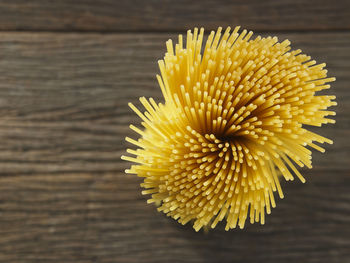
[122,27,336,231]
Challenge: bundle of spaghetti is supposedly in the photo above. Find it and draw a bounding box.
[122,27,336,231]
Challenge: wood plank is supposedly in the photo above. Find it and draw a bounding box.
[0,171,348,262]
[0,0,348,32]
[0,32,348,175]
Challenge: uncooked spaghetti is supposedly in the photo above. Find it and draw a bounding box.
[122,27,336,231]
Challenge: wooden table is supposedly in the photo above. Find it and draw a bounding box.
[0,1,349,262]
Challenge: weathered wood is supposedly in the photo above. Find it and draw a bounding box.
[0,32,347,175]
[0,171,348,262]
[0,0,348,32]
[0,32,348,262]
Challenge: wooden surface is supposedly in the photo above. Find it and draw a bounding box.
[0,1,349,263]
[0,0,349,32]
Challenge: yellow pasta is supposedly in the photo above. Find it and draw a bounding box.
[122,27,336,231]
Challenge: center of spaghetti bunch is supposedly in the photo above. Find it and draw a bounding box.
[181,122,258,182]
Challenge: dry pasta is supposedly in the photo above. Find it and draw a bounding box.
[122,27,336,231]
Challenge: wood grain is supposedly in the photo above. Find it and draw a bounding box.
[0,0,348,32]
[0,170,349,262]
[0,32,348,262]
[0,32,348,175]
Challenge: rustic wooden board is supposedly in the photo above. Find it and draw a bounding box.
[0,0,349,32]
[0,32,347,175]
[0,170,349,262]
[0,32,348,262]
